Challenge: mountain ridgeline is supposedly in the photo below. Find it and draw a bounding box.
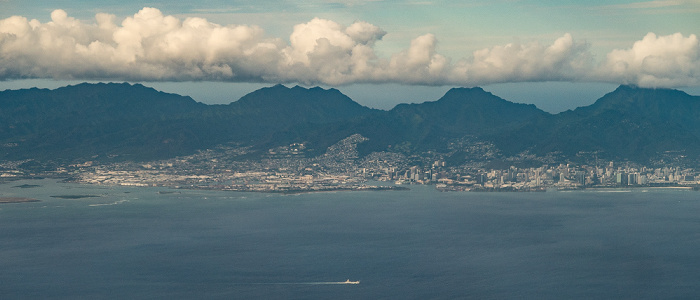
[493,85,700,162]
[1,82,699,166]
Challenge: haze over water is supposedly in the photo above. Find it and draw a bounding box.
[1,179,698,299]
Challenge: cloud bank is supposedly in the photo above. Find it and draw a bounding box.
[0,8,698,87]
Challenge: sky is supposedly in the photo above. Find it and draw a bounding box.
[0,0,699,112]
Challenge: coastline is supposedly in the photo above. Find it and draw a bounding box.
[8,176,700,195]
[0,197,40,204]
[186,185,410,195]
[584,186,696,191]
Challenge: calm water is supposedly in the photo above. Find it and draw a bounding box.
[1,179,699,299]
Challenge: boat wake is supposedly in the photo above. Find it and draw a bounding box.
[89,199,129,207]
[240,279,359,285]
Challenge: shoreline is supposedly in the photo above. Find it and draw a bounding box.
[0,197,40,204]
[10,176,700,194]
[186,185,410,195]
[582,186,697,191]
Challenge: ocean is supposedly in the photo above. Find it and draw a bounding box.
[1,179,698,299]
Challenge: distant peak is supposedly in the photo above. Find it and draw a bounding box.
[234,84,363,109]
[614,84,680,92]
[441,86,494,100]
[290,85,327,92]
[69,82,144,89]
[265,85,341,94]
[586,84,693,111]
[453,86,484,91]
[604,85,693,101]
[445,87,487,94]
[613,84,641,92]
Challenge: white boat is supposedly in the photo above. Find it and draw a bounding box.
[343,279,360,284]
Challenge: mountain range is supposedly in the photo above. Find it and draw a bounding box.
[1,82,699,167]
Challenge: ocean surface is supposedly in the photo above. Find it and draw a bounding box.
[1,179,699,299]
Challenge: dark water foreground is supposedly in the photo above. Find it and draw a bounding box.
[1,180,698,299]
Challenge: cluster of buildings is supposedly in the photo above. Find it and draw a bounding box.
[381,162,698,191]
[3,134,700,192]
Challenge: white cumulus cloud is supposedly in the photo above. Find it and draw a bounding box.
[453,33,592,84]
[0,8,283,81]
[0,7,698,87]
[598,32,700,87]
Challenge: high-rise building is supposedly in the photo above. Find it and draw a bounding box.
[616,172,628,185]
[628,173,637,185]
[575,171,586,185]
